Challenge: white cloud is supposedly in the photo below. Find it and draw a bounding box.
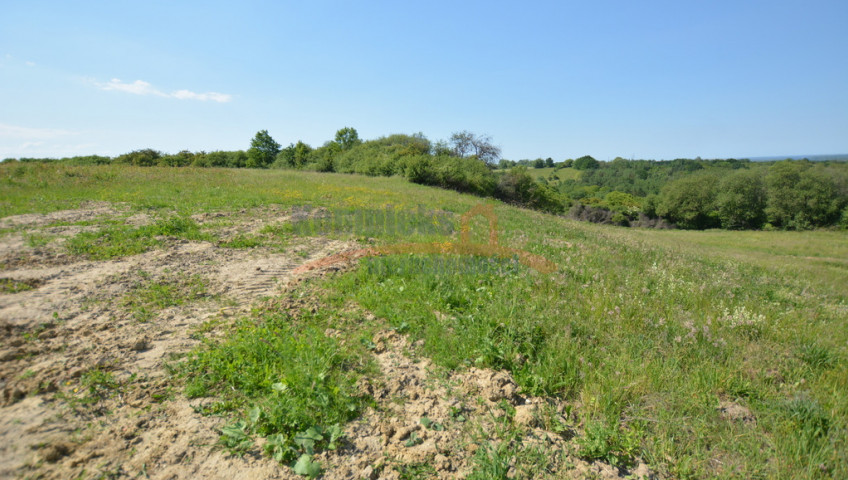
[0,125,89,159]
[95,78,232,103]
[0,123,74,139]
[19,141,46,150]
[171,89,232,103]
[0,141,100,159]
[25,61,35,67]
[97,78,167,97]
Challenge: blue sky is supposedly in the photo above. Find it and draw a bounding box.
[2,0,846,161]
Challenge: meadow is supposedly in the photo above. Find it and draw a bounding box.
[1,162,845,479]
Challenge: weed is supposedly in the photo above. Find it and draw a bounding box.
[25,232,53,248]
[66,215,209,260]
[258,222,294,236]
[57,368,123,415]
[179,312,366,468]
[467,442,511,480]
[219,234,264,249]
[576,420,639,468]
[403,431,423,447]
[797,343,836,371]
[783,394,831,441]
[293,453,322,478]
[120,272,208,322]
[0,277,41,294]
[395,462,437,479]
[448,405,468,423]
[219,420,252,456]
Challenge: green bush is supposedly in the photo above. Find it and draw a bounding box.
[716,169,767,229]
[656,172,720,229]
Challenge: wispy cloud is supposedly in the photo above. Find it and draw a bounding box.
[0,123,74,139]
[171,89,232,103]
[98,78,166,97]
[0,124,87,159]
[95,78,232,103]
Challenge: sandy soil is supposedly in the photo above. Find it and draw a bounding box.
[0,204,654,479]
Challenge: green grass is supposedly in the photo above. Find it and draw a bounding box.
[0,163,433,217]
[25,232,54,247]
[0,277,40,294]
[179,308,370,466]
[623,227,848,294]
[120,271,210,322]
[65,215,209,260]
[3,163,847,479]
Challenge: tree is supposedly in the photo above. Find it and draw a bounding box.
[246,130,281,168]
[114,148,162,167]
[498,159,516,169]
[449,131,501,164]
[334,127,361,150]
[766,161,848,229]
[656,172,720,229]
[715,169,766,229]
[573,155,599,170]
[275,141,313,169]
[545,157,554,168]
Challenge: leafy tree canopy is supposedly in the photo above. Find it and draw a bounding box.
[247,130,281,168]
[334,127,362,150]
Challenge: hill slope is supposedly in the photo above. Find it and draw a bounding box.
[1,164,846,479]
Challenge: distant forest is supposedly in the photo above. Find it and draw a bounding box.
[6,128,847,231]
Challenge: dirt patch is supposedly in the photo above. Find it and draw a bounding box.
[0,203,657,479]
[0,201,127,230]
[309,330,653,480]
[0,204,361,478]
[718,399,756,425]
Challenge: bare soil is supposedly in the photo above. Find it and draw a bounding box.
[0,204,654,479]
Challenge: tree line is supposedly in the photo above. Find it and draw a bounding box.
[5,129,847,230]
[546,156,848,230]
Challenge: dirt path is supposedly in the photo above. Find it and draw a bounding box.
[0,205,653,479]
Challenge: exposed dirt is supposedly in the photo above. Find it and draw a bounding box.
[1,204,656,479]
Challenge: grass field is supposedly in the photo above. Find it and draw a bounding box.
[2,162,846,479]
[494,166,582,184]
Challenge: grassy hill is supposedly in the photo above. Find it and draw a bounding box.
[2,163,846,479]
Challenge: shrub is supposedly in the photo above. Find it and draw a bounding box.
[716,169,767,229]
[573,155,599,170]
[114,149,162,167]
[656,172,720,229]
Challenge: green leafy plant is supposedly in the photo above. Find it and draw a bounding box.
[219,420,252,456]
[293,454,322,478]
[180,312,363,470]
[420,416,444,431]
[576,421,639,468]
[404,431,423,447]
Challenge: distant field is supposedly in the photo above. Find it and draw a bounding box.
[2,163,845,479]
[626,228,848,296]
